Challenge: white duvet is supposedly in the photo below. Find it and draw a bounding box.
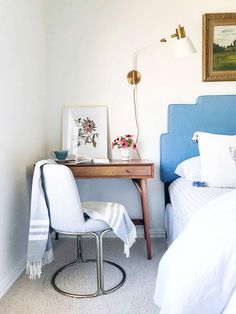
[154,189,236,314]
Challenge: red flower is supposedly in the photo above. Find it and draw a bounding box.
[120,139,128,149]
[125,134,132,138]
[82,118,96,133]
[132,142,137,150]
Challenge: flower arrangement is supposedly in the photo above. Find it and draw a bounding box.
[112,134,137,150]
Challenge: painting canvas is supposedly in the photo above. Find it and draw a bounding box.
[213,25,236,72]
[203,13,236,81]
[62,107,107,159]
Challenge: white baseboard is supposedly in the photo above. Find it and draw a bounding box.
[135,226,166,238]
[0,255,26,299]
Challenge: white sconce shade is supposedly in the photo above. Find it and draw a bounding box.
[174,36,196,58]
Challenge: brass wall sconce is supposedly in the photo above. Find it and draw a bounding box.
[127,25,196,85]
[126,24,196,159]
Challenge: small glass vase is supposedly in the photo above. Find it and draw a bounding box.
[120,148,130,161]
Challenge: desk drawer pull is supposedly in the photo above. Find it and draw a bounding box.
[126,169,130,173]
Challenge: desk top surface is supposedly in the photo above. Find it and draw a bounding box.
[58,159,154,167]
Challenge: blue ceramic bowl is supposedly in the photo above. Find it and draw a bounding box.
[51,150,68,160]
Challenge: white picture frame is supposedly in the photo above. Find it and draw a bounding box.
[62,106,107,159]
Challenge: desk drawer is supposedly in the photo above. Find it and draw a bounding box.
[70,165,153,178]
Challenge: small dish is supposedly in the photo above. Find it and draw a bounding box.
[54,158,76,163]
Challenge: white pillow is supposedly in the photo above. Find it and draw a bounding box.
[175,156,201,181]
[193,132,236,188]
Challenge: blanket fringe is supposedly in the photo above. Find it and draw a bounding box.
[124,226,137,258]
[26,249,54,280]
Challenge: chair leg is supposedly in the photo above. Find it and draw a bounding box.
[51,233,100,298]
[76,236,82,260]
[99,229,126,294]
[51,230,126,298]
[78,235,86,262]
[95,233,101,294]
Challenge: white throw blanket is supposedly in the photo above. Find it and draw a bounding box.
[83,201,137,257]
[26,159,56,279]
[154,189,236,314]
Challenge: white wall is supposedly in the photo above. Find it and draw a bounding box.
[45,0,236,235]
[1,0,235,296]
[0,0,46,297]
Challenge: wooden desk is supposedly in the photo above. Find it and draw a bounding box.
[63,159,154,259]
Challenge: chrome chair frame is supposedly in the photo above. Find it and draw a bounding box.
[51,228,126,298]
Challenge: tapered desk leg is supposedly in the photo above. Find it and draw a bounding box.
[132,178,152,260]
[140,179,152,259]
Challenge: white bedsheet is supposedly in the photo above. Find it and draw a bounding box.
[154,189,236,313]
[165,203,185,246]
[166,178,232,243]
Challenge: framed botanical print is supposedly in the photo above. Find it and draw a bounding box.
[62,106,107,159]
[202,13,236,81]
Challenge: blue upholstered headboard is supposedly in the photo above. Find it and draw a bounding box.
[160,95,236,183]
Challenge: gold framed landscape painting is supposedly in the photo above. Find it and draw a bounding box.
[203,13,236,81]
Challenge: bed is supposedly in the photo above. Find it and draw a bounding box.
[160,95,236,243]
[165,178,233,245]
[154,95,236,313]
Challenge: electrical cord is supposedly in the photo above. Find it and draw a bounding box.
[133,85,141,159]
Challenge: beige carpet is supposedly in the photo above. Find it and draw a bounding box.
[0,238,167,314]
